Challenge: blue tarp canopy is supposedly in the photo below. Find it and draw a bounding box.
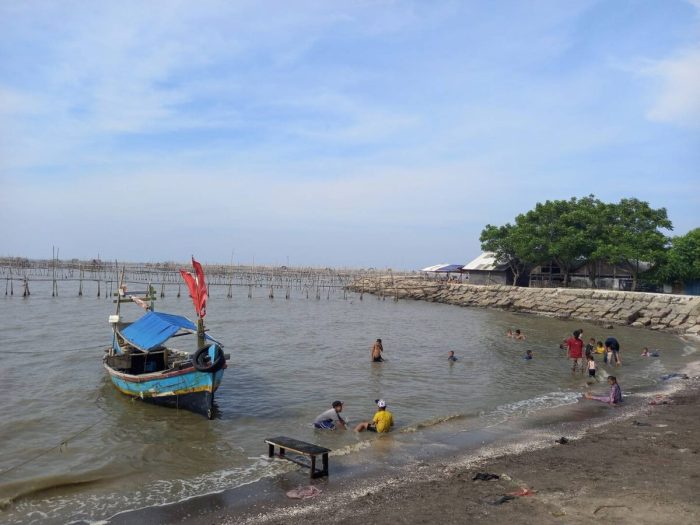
[119,311,216,352]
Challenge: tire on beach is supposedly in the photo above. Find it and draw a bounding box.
[192,344,226,373]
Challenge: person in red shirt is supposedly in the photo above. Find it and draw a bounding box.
[565,329,584,374]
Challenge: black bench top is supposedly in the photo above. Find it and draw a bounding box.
[265,436,331,455]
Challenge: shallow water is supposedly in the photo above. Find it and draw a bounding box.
[0,280,696,524]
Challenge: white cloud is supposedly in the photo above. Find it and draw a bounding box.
[644,48,700,127]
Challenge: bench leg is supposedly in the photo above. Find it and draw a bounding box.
[322,453,329,476]
[268,444,274,458]
[279,447,285,457]
[310,455,316,478]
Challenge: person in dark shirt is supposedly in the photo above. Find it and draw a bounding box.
[605,336,621,366]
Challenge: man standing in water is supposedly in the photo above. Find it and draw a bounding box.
[566,329,584,374]
[371,338,384,362]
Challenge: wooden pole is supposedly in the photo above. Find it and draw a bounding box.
[197,317,206,350]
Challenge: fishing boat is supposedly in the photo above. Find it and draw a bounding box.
[103,258,227,419]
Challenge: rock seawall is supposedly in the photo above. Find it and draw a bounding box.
[348,276,700,337]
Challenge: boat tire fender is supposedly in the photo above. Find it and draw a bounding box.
[192,344,225,373]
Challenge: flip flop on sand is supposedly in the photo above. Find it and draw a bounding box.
[472,472,500,481]
[489,495,515,505]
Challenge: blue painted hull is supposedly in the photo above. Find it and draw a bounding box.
[104,361,225,419]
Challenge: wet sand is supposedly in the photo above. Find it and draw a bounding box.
[108,376,699,525]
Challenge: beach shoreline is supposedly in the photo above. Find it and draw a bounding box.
[243,378,700,525]
[104,371,700,525]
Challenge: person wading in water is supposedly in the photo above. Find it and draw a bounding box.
[371,338,384,362]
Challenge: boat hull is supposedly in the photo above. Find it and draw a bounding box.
[104,361,225,419]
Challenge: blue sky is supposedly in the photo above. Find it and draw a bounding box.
[1,0,698,269]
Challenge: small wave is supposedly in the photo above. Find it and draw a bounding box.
[682,345,698,356]
[1,458,291,524]
[484,391,581,427]
[0,470,127,510]
[400,413,469,433]
[329,441,371,456]
[681,360,700,376]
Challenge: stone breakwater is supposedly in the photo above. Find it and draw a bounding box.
[348,276,700,337]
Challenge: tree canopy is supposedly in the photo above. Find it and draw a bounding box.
[657,228,700,284]
[480,196,676,289]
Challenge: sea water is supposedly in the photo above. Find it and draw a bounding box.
[0,279,696,524]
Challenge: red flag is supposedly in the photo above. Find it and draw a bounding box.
[179,257,207,318]
[179,269,198,308]
[192,258,207,317]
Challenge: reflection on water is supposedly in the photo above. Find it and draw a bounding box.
[0,280,696,524]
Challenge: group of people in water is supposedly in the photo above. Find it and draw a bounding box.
[505,328,526,340]
[560,329,631,405]
[560,329,622,375]
[314,326,647,432]
[311,339,395,433]
[506,326,630,406]
[312,398,394,433]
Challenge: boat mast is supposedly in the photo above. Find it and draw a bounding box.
[115,266,126,316]
[179,257,208,350]
[197,316,206,350]
[109,266,127,357]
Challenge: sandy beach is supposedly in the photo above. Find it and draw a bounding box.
[108,373,700,525]
[241,379,700,525]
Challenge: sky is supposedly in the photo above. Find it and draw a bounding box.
[1,0,699,269]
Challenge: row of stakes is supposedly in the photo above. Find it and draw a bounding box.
[5,278,405,302]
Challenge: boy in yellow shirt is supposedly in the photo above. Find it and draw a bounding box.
[355,399,394,432]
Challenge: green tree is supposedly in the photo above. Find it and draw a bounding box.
[479,223,529,286]
[605,198,673,290]
[658,228,700,284]
[514,197,599,286]
[563,195,608,288]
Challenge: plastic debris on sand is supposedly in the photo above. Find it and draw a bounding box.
[286,485,322,499]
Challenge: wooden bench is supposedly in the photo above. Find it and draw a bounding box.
[264,436,331,478]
